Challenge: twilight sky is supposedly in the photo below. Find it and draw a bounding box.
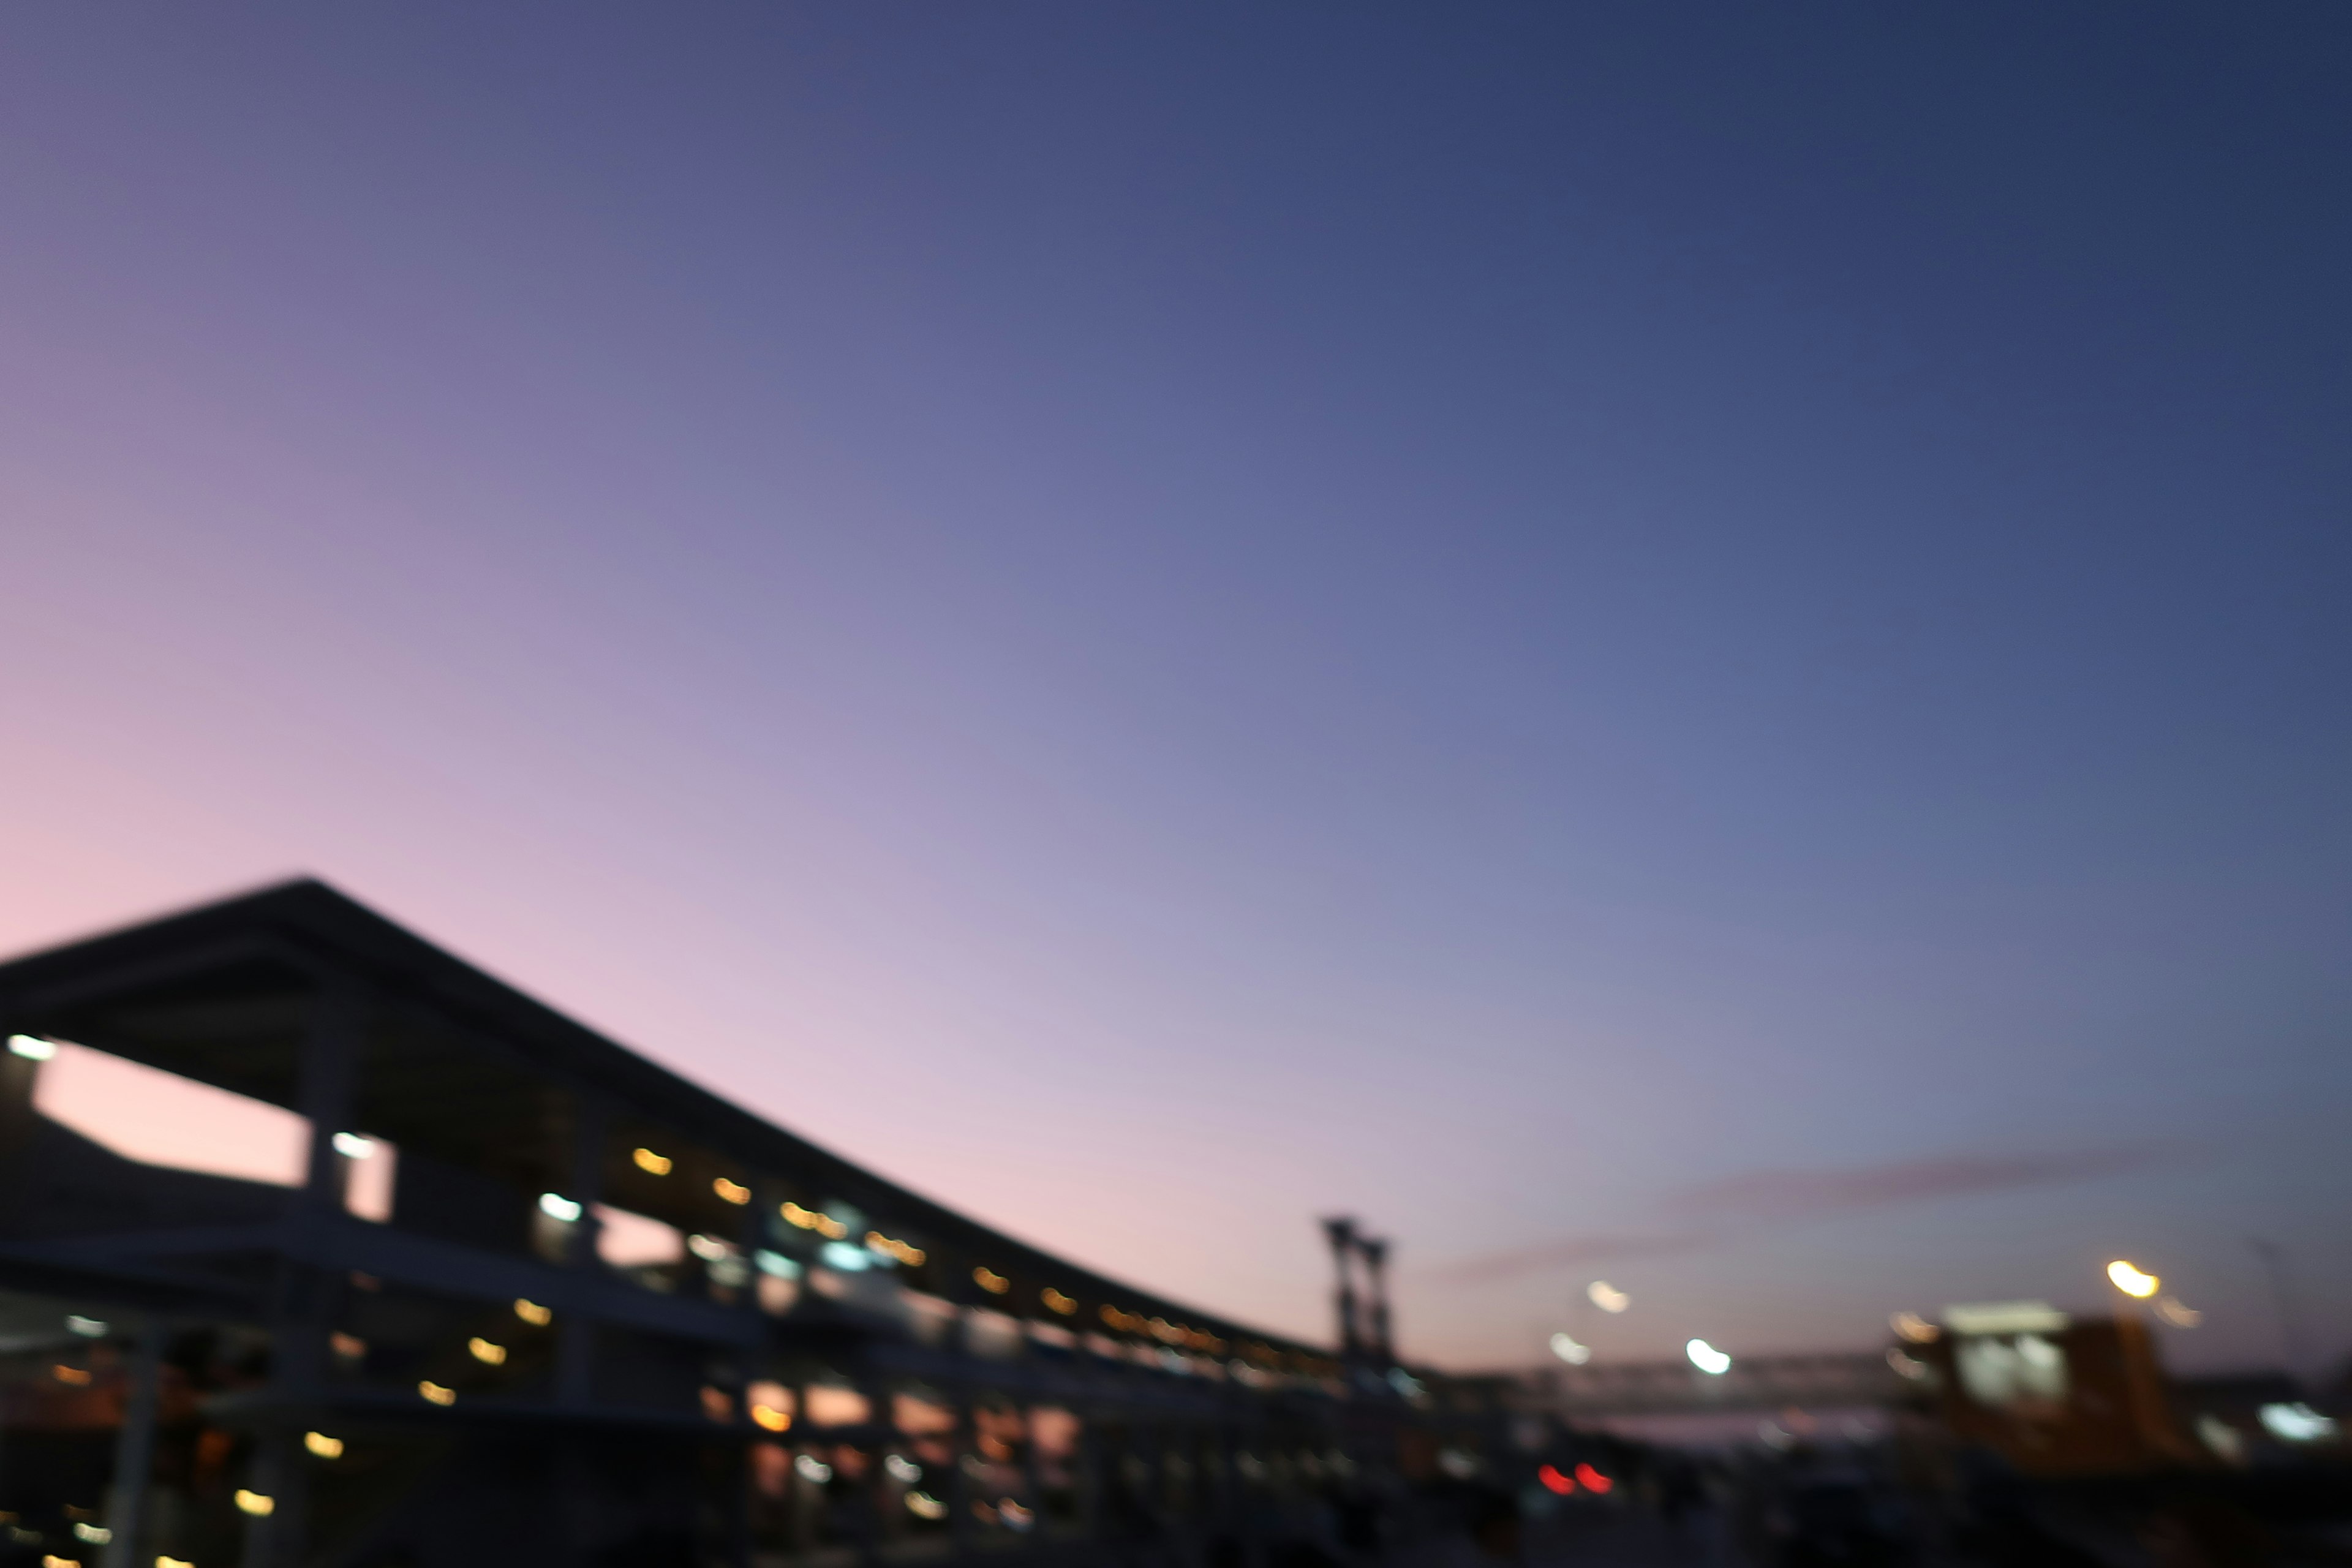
[2,5,2346,1374]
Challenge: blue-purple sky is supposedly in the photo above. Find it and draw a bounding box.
[2,5,2347,1373]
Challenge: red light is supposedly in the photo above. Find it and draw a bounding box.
[1537,1463,1577,1495]
[1574,1463,1611,1494]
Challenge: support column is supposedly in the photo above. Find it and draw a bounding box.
[236,1433,308,1568]
[557,1091,608,1408]
[101,1319,166,1568]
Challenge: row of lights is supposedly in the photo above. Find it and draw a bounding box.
[10,1054,1254,1366]
[780,1202,850,1239]
[629,1145,753,1205]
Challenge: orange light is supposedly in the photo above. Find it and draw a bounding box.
[1537,1463,1576,1495]
[632,1147,673,1175]
[973,1267,1010,1295]
[50,1365,92,1386]
[1574,1463,1611,1494]
[714,1177,750,1205]
[751,1402,791,1433]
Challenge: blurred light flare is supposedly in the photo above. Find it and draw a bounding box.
[7,1035,57,1060]
[2260,1403,2338,1442]
[1586,1281,1630,1313]
[1686,1339,1732,1375]
[1575,1463,1611,1494]
[1537,1463,1575,1494]
[1548,1332,1589,1365]
[2106,1260,2160,1298]
[1889,1311,1939,1343]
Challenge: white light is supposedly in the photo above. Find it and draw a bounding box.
[906,1491,947,1520]
[65,1316,108,1338]
[1587,1281,1630,1313]
[753,1250,803,1279]
[884,1454,921,1483]
[1548,1332,1590,1365]
[2106,1260,2160,1298]
[1945,1300,2069,1335]
[7,1034,56,1060]
[332,1132,377,1159]
[538,1193,583,1222]
[71,1522,112,1544]
[686,1234,732,1262]
[1686,1338,1732,1375]
[819,1240,872,1272]
[2154,1296,2203,1328]
[2259,1402,2339,1443]
[794,1453,833,1483]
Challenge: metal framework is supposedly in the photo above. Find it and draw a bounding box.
[0,881,1461,1568]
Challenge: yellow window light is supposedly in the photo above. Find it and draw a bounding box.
[632,1147,673,1175]
[468,1337,508,1365]
[1041,1287,1077,1316]
[714,1177,751,1205]
[234,1490,275,1517]
[866,1231,926,1266]
[513,1298,552,1326]
[303,1431,344,1460]
[42,1556,81,1568]
[973,1266,1010,1295]
[751,1402,791,1433]
[159,1558,197,1568]
[419,1380,455,1406]
[781,1200,843,1236]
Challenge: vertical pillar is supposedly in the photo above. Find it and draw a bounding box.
[236,1433,307,1568]
[1319,1218,1359,1362]
[277,980,369,1392]
[0,1013,45,1229]
[101,1319,167,1568]
[247,979,366,1568]
[946,1380,976,1562]
[557,1091,608,1408]
[1358,1237,1392,1365]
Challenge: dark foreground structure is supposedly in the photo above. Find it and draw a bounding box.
[0,883,1477,1568]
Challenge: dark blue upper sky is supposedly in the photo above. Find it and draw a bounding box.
[1,4,2346,1368]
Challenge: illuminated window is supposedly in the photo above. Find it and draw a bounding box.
[32,1039,307,1186]
[803,1385,870,1427]
[596,1205,685,1270]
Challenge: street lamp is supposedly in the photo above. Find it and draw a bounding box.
[2106,1259,2160,1299]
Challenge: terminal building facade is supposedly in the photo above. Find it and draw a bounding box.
[0,883,1455,1568]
